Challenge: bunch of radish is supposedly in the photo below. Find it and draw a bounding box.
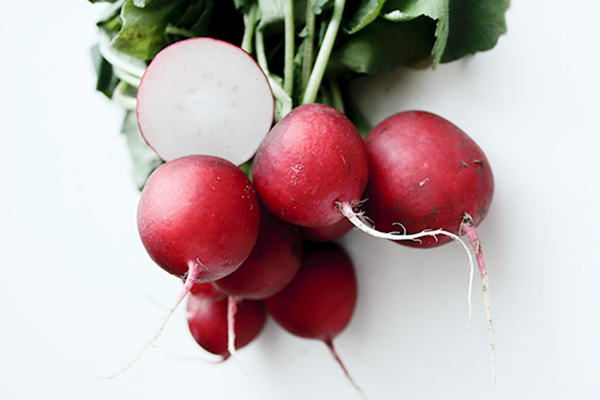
[101,36,496,399]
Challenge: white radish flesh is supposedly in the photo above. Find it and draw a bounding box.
[137,37,274,166]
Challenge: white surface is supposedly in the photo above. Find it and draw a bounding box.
[1,1,599,399]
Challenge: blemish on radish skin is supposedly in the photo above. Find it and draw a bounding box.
[460,161,469,167]
[419,178,429,186]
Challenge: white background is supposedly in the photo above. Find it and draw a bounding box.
[2,1,599,399]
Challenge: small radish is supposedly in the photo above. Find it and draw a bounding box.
[98,154,260,378]
[187,283,267,361]
[252,103,369,228]
[213,206,303,364]
[362,110,496,395]
[214,206,303,301]
[137,37,274,166]
[264,241,364,397]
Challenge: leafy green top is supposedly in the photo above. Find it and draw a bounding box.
[89,0,509,189]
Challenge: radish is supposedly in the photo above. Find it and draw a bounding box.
[213,206,303,301]
[187,283,267,361]
[362,110,494,248]
[213,206,303,365]
[252,103,369,228]
[136,37,274,166]
[97,154,260,378]
[264,241,364,397]
[362,110,496,395]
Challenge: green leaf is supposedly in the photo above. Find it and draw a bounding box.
[111,0,182,60]
[91,44,119,98]
[173,0,215,37]
[344,0,387,34]
[233,0,256,13]
[121,110,163,190]
[441,0,509,63]
[311,0,333,15]
[133,0,153,7]
[382,0,449,67]
[328,17,435,75]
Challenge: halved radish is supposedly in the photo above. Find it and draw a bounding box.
[137,38,275,166]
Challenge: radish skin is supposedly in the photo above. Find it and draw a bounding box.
[265,242,365,398]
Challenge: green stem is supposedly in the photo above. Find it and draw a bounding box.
[328,78,345,114]
[283,0,295,97]
[164,25,196,38]
[241,2,258,54]
[301,0,346,105]
[301,1,316,94]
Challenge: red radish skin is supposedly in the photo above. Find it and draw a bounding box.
[363,110,494,248]
[138,155,260,282]
[265,241,364,396]
[252,103,369,228]
[300,217,354,242]
[187,283,267,360]
[213,206,303,300]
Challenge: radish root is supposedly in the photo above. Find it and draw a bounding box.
[82,260,202,379]
[325,340,368,400]
[337,200,476,322]
[227,296,257,377]
[460,215,496,399]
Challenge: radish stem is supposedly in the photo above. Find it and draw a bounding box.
[301,1,316,94]
[302,0,346,105]
[283,0,295,97]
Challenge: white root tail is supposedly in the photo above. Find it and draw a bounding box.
[82,261,202,379]
[227,296,257,377]
[339,201,496,399]
[460,217,496,400]
[337,201,476,321]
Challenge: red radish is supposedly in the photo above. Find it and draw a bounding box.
[252,103,369,228]
[138,155,260,283]
[136,37,274,166]
[213,206,303,364]
[362,110,494,248]
[251,103,464,249]
[214,206,303,301]
[265,241,363,396]
[300,217,354,242]
[187,283,267,360]
[362,110,496,394]
[97,155,260,378]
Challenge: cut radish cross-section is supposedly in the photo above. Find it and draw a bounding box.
[137,38,275,166]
